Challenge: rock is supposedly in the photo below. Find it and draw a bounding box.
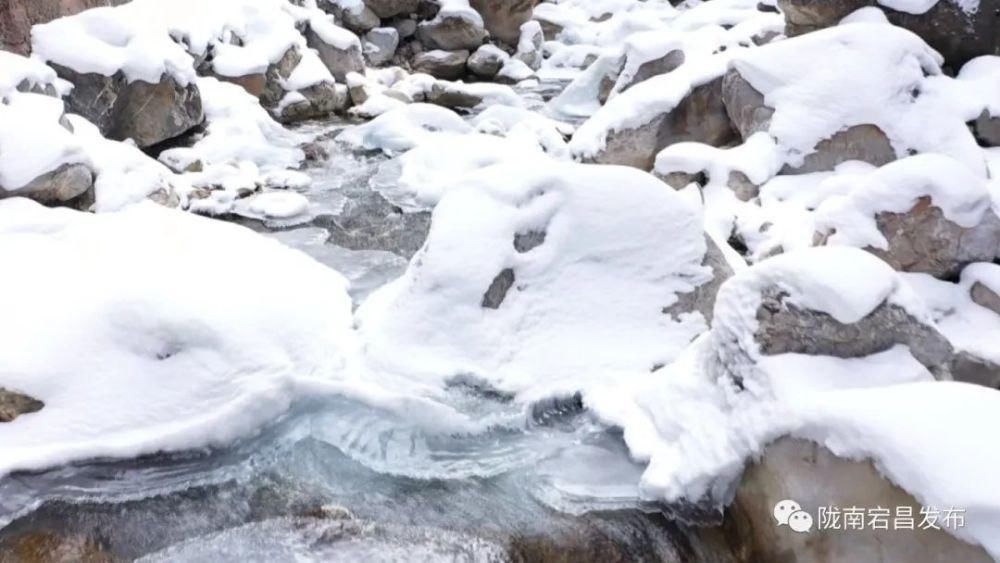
[364,0,420,19]
[816,196,1000,280]
[619,49,685,95]
[950,351,1000,389]
[305,24,365,82]
[725,438,992,562]
[0,0,126,55]
[318,0,380,34]
[417,12,488,51]
[468,0,540,46]
[0,531,116,562]
[585,76,738,170]
[971,281,1000,316]
[513,20,544,71]
[777,0,1000,69]
[1,162,95,209]
[364,27,400,66]
[467,44,509,78]
[753,285,954,379]
[971,109,1000,147]
[0,388,43,423]
[425,81,482,109]
[392,18,418,39]
[413,49,470,80]
[277,83,350,123]
[664,236,734,324]
[722,69,897,173]
[53,65,204,149]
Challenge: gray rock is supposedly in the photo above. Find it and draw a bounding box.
[726,438,992,562]
[950,350,1000,389]
[482,268,516,309]
[816,196,1000,280]
[972,109,1000,147]
[721,68,773,139]
[364,0,420,19]
[392,18,418,39]
[277,83,349,124]
[778,0,1000,69]
[417,13,488,51]
[2,162,94,208]
[364,27,400,67]
[620,49,685,94]
[0,388,43,423]
[305,25,365,82]
[53,64,204,148]
[971,281,1000,316]
[754,286,954,378]
[665,236,734,324]
[513,20,544,71]
[584,76,738,170]
[467,44,508,78]
[318,1,380,34]
[425,81,483,109]
[469,0,540,46]
[413,49,470,80]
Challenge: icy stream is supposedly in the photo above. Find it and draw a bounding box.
[0,96,734,561]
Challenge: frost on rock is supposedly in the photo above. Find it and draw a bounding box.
[357,162,727,394]
[0,199,355,477]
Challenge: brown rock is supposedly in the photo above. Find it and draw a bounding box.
[0,387,43,423]
[725,438,992,562]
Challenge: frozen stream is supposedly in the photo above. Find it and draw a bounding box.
[0,90,736,562]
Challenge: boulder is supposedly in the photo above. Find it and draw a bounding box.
[392,17,418,39]
[417,12,488,51]
[725,438,992,562]
[708,248,956,387]
[585,77,738,170]
[425,81,483,109]
[305,23,365,82]
[816,196,1000,280]
[53,65,204,149]
[364,0,420,19]
[0,163,95,208]
[777,0,1000,69]
[277,83,350,123]
[752,284,954,378]
[664,236,734,324]
[318,0,380,34]
[364,27,400,66]
[722,68,897,173]
[413,49,470,80]
[469,0,540,46]
[467,44,509,78]
[0,387,43,423]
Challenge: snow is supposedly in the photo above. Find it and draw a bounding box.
[0,199,356,477]
[878,0,980,15]
[357,161,715,393]
[0,93,87,191]
[0,52,69,99]
[338,103,472,154]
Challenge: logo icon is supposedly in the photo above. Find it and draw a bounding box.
[774,499,813,533]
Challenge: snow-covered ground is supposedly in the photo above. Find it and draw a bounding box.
[2,0,1000,559]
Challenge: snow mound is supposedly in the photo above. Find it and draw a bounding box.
[0,200,355,477]
[338,103,472,154]
[357,161,715,394]
[0,93,87,191]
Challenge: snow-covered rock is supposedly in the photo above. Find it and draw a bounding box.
[357,162,727,393]
[0,199,356,477]
[469,0,540,46]
[779,0,1000,68]
[467,44,509,78]
[813,155,1000,279]
[305,16,366,82]
[417,4,488,51]
[413,49,471,80]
